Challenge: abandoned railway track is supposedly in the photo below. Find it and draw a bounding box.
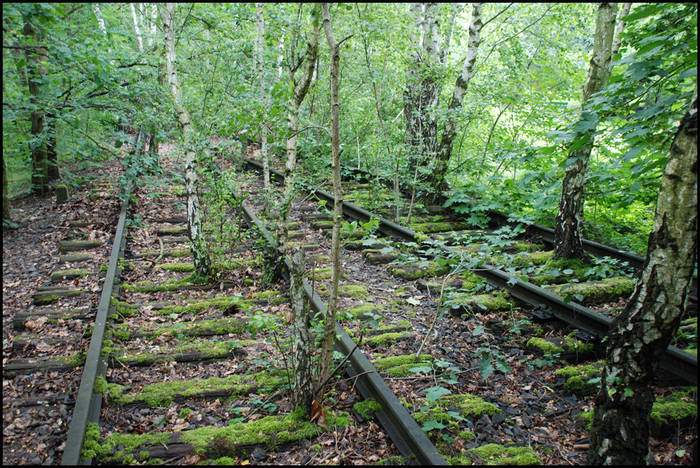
[3,140,695,466]
[239,153,697,464]
[5,145,447,465]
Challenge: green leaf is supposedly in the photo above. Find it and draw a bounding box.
[421,419,446,432]
[409,365,433,375]
[479,359,495,380]
[424,385,451,402]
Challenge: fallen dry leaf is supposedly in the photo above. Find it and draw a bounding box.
[310,400,327,429]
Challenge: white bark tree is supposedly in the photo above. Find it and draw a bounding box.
[427,3,483,198]
[589,92,697,465]
[553,2,618,260]
[162,2,211,277]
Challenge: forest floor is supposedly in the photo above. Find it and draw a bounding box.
[2,148,696,465]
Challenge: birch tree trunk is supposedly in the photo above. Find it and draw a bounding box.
[318,2,343,394]
[554,3,617,260]
[163,2,211,277]
[588,92,697,465]
[277,4,321,414]
[611,2,632,58]
[23,20,49,196]
[130,3,144,52]
[428,3,483,199]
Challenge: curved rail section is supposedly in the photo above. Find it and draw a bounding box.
[238,199,447,465]
[245,158,697,386]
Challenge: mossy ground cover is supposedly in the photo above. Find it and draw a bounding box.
[554,361,604,393]
[154,295,250,316]
[545,276,635,304]
[526,333,595,362]
[412,393,501,426]
[90,409,350,463]
[115,339,249,366]
[105,370,283,407]
[467,443,541,465]
[576,389,697,435]
[388,260,450,280]
[410,221,471,233]
[114,317,250,341]
[136,247,191,258]
[374,353,434,377]
[443,291,513,317]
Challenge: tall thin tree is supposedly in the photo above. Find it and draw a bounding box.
[553,2,618,260]
[318,1,346,394]
[589,92,697,465]
[162,2,212,277]
[278,3,321,414]
[427,3,483,199]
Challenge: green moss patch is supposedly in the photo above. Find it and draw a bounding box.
[362,249,399,265]
[80,422,101,461]
[527,257,589,285]
[510,250,554,267]
[156,295,248,316]
[139,318,249,340]
[374,353,434,377]
[156,226,188,235]
[58,239,102,253]
[122,274,207,293]
[337,284,370,298]
[554,361,604,393]
[109,370,282,407]
[651,391,697,429]
[443,291,513,317]
[345,302,380,320]
[117,339,247,366]
[469,443,541,465]
[354,398,383,419]
[366,331,413,347]
[389,261,450,280]
[414,393,500,427]
[546,276,635,304]
[180,409,350,454]
[249,290,285,304]
[526,337,563,354]
[307,267,346,280]
[410,221,471,233]
[527,333,595,363]
[33,288,84,305]
[157,262,195,272]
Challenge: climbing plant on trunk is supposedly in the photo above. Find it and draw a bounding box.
[588,92,697,465]
[404,3,460,187]
[162,2,211,278]
[277,3,321,415]
[553,2,618,260]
